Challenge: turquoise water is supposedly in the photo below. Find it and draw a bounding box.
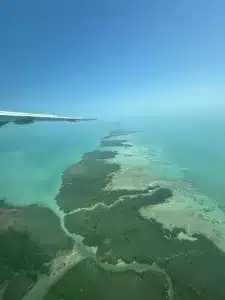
[0,121,107,206]
[1,116,224,208]
[119,115,225,208]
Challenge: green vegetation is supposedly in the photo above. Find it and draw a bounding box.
[100,139,132,148]
[0,202,73,300]
[44,259,167,300]
[0,228,49,300]
[56,150,121,212]
[55,135,225,300]
[104,130,142,140]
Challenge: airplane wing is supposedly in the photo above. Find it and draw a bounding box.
[0,111,96,127]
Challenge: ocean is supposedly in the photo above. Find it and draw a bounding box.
[0,121,107,206]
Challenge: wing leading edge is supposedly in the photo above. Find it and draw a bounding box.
[0,111,96,127]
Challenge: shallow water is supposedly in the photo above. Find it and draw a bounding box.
[118,115,225,207]
[0,121,107,205]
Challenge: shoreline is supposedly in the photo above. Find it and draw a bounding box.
[1,129,225,300]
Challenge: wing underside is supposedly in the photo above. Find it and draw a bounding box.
[0,111,96,127]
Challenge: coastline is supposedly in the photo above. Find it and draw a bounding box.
[1,129,225,300]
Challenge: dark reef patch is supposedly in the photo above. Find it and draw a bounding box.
[0,199,20,209]
[104,129,142,140]
[44,259,167,300]
[82,150,117,160]
[100,139,132,148]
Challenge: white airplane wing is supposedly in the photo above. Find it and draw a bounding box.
[0,111,96,127]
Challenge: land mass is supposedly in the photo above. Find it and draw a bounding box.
[104,129,142,140]
[1,130,225,300]
[50,132,225,300]
[0,201,73,300]
[100,139,132,148]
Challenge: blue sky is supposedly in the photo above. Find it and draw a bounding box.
[0,0,225,117]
